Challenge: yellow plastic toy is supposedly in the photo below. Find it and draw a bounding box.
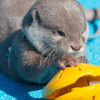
[42,63,100,100]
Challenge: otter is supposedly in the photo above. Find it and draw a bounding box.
[0,0,90,84]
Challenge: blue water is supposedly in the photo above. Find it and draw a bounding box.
[0,0,100,100]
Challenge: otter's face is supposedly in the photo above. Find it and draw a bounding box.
[22,0,89,56]
[39,22,89,55]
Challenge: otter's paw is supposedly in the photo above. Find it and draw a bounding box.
[58,54,79,69]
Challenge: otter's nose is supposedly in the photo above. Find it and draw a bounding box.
[71,45,82,51]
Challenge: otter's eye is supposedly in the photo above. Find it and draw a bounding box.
[57,31,65,36]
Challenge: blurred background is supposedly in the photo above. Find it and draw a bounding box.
[0,0,100,100]
[77,0,100,66]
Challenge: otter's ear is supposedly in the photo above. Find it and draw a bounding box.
[22,9,41,28]
[32,9,41,24]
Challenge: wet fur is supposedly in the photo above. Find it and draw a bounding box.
[0,0,88,84]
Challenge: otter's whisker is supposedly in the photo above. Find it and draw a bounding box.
[38,48,53,68]
[41,45,50,56]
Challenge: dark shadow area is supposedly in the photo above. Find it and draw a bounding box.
[0,72,50,100]
[91,21,98,33]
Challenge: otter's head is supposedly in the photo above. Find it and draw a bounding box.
[22,0,88,57]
